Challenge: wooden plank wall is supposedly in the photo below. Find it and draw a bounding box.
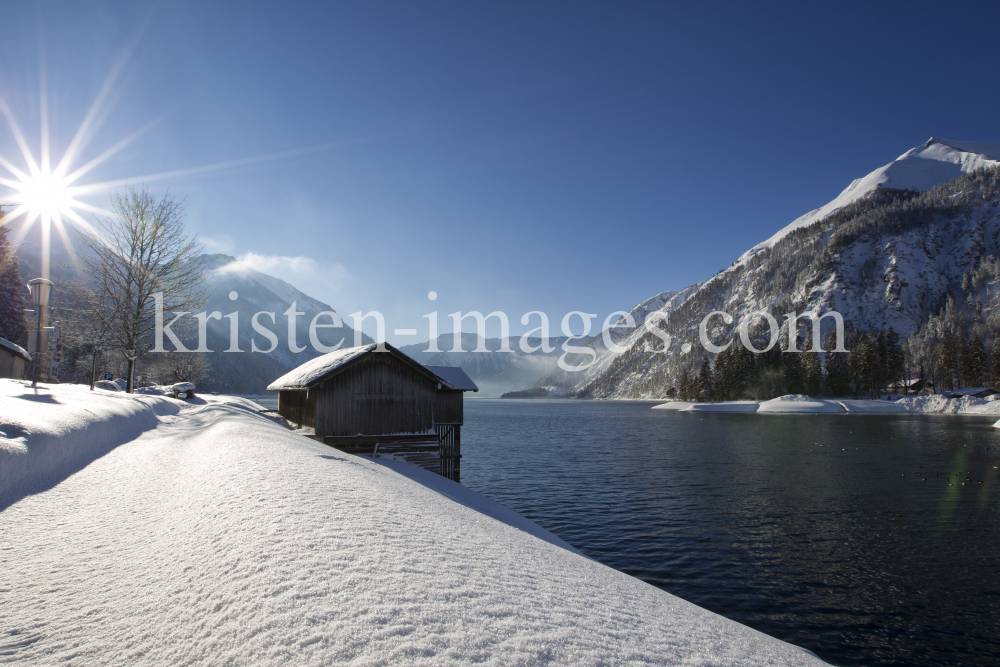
[278,390,313,427]
[434,390,464,425]
[313,355,436,437]
[436,424,461,482]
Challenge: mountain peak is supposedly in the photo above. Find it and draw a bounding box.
[739,137,1000,261]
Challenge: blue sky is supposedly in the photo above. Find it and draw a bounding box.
[2,1,1000,342]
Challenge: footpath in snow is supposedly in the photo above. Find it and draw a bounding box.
[653,393,1000,417]
[0,380,823,666]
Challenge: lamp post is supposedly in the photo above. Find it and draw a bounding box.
[26,278,54,388]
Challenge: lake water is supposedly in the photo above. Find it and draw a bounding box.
[460,399,1000,667]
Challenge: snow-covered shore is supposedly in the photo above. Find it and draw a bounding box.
[653,393,1000,415]
[0,380,822,666]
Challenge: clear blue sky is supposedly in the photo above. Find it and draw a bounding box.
[2,1,999,341]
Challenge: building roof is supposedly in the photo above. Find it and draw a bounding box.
[267,343,456,391]
[423,365,478,392]
[0,336,30,362]
[944,387,997,397]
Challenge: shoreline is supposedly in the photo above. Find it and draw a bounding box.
[652,393,1000,417]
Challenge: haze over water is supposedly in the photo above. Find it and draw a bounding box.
[461,400,1000,667]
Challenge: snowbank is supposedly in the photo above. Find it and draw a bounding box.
[681,401,760,413]
[837,399,908,413]
[0,380,182,509]
[757,396,844,413]
[896,394,1000,415]
[650,401,695,410]
[0,382,823,666]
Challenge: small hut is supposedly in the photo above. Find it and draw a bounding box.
[0,336,30,380]
[267,343,477,481]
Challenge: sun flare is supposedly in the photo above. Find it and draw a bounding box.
[15,169,73,220]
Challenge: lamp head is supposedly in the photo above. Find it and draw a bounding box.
[26,278,54,307]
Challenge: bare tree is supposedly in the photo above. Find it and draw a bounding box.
[77,186,206,392]
[144,352,212,385]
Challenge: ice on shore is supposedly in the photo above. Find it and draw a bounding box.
[0,379,823,666]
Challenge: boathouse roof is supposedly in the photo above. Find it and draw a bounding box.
[266,343,477,392]
[423,365,478,392]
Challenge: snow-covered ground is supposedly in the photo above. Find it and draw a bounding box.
[652,394,1000,415]
[0,380,822,666]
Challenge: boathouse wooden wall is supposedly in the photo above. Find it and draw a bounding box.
[434,390,463,424]
[310,354,437,438]
[278,389,315,428]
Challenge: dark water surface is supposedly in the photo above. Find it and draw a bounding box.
[461,399,1000,667]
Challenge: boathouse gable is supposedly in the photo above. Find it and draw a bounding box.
[267,344,477,481]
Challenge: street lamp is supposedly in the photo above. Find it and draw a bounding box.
[26,278,54,388]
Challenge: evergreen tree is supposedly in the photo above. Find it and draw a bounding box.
[886,326,904,392]
[963,335,986,387]
[0,226,27,345]
[678,369,693,401]
[782,347,807,395]
[697,358,713,402]
[803,350,823,396]
[993,332,1000,388]
[825,345,851,396]
[850,332,874,398]
[941,331,960,390]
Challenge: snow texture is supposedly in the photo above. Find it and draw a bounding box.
[0,381,182,510]
[266,343,378,390]
[0,381,823,666]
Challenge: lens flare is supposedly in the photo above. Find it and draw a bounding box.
[17,169,72,220]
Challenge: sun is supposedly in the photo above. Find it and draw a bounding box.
[15,169,73,221]
[1,50,335,280]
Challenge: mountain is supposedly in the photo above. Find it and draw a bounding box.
[741,138,1000,260]
[551,138,1000,398]
[195,254,371,394]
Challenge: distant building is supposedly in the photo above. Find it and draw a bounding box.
[267,343,478,482]
[942,387,998,399]
[0,336,30,380]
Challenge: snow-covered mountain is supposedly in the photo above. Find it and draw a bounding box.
[742,138,1000,259]
[197,254,370,393]
[555,138,1000,398]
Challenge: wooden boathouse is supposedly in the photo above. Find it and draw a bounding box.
[266,343,478,482]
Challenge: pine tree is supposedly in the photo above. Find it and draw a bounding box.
[803,350,823,396]
[850,332,874,398]
[782,346,807,395]
[0,226,27,345]
[992,332,1000,388]
[963,335,986,387]
[697,358,713,402]
[678,369,693,401]
[825,345,851,396]
[886,326,904,392]
[941,332,960,390]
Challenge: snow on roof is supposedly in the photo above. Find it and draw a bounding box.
[266,343,377,391]
[423,365,478,392]
[945,387,997,397]
[0,336,30,362]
